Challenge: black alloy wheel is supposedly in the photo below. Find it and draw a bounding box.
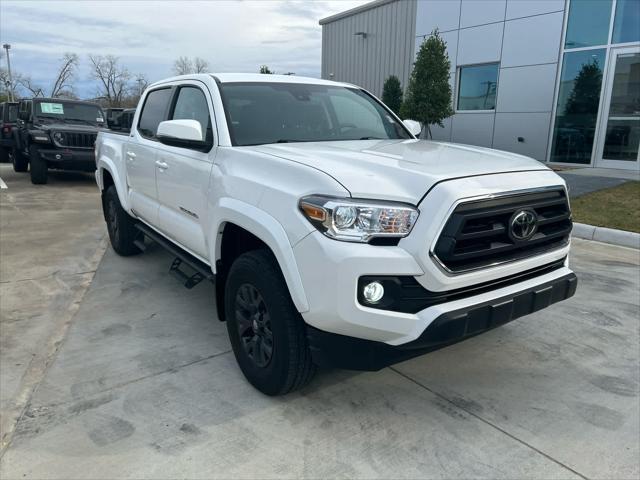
[235,283,274,368]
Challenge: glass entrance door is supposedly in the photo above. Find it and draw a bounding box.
[596,47,640,170]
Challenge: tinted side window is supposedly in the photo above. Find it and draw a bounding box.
[7,104,17,122]
[138,88,172,139]
[171,86,212,144]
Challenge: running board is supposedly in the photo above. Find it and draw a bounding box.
[134,223,215,289]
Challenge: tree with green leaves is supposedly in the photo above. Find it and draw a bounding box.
[382,75,403,115]
[400,29,453,138]
[564,59,602,116]
[259,65,274,74]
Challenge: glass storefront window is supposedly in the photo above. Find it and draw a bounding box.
[565,0,612,48]
[551,49,607,164]
[457,63,499,111]
[602,52,640,161]
[612,0,640,44]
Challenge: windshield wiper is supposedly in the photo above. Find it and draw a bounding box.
[359,136,383,140]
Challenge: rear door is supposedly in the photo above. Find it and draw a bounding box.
[127,87,173,225]
[155,82,216,260]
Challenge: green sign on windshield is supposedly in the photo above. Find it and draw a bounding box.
[40,103,65,114]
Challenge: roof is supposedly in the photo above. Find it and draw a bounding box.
[319,0,396,25]
[151,73,356,88]
[212,73,354,87]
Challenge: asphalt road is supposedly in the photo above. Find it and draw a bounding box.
[0,165,638,479]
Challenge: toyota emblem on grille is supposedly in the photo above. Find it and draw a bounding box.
[510,210,538,241]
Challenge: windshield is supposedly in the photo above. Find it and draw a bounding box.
[219,82,411,146]
[35,101,104,126]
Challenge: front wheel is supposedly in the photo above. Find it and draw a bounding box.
[12,148,28,172]
[103,185,141,256]
[29,145,47,184]
[225,249,316,395]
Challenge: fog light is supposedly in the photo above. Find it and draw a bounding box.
[363,281,384,304]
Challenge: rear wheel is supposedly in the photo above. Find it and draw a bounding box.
[29,145,47,184]
[103,185,141,256]
[12,148,28,172]
[225,249,316,395]
[0,147,8,163]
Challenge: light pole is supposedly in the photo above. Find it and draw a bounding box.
[2,43,14,102]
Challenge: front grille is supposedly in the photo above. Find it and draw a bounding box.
[433,188,572,273]
[54,132,97,149]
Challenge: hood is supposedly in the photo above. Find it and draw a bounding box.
[35,122,100,133]
[251,139,551,204]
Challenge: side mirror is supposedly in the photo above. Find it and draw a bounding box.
[403,119,422,137]
[156,119,208,150]
[18,110,29,122]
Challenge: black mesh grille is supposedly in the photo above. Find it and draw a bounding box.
[55,132,97,149]
[433,189,572,273]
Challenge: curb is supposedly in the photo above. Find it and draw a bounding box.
[572,223,640,249]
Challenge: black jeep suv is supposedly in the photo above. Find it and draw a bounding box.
[13,98,105,184]
[0,101,19,162]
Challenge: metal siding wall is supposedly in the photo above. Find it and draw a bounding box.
[320,0,417,96]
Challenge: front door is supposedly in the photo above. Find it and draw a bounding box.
[595,46,640,170]
[156,84,215,261]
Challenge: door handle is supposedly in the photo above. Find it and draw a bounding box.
[126,151,136,160]
[155,160,169,170]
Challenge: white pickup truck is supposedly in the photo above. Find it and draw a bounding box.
[95,73,576,395]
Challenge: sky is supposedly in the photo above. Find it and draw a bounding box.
[0,0,368,99]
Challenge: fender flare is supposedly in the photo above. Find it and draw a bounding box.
[97,159,130,213]
[211,197,310,313]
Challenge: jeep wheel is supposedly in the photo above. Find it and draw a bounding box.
[103,185,141,256]
[12,148,28,172]
[29,145,48,184]
[225,249,316,395]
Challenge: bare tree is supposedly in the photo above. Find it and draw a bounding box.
[50,53,79,98]
[173,56,193,75]
[193,57,209,73]
[89,55,131,107]
[173,56,209,75]
[16,74,44,97]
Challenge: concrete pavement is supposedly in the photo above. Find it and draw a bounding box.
[0,164,638,479]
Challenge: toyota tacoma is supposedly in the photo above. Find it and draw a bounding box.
[95,74,577,395]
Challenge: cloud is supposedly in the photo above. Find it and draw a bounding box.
[0,0,367,98]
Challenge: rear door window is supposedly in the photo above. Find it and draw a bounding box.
[138,88,173,139]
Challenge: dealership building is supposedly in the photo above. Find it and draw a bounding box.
[320,0,639,170]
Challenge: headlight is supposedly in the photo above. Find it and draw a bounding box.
[32,134,50,143]
[299,195,419,243]
[53,132,65,144]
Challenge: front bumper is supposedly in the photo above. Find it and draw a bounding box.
[294,230,574,346]
[307,271,577,371]
[37,148,95,172]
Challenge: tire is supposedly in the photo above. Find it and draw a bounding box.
[225,249,316,395]
[12,148,28,172]
[29,145,47,184]
[103,185,141,256]
[0,147,8,163]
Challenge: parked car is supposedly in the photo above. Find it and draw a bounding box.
[0,101,18,162]
[95,74,577,395]
[13,98,105,184]
[107,108,135,132]
[105,108,123,129]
